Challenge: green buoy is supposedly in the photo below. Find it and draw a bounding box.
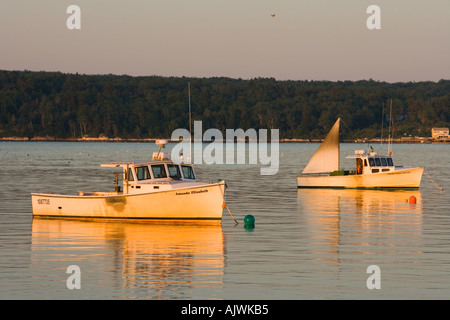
[244,214,255,226]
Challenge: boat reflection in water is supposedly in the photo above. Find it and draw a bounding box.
[297,189,423,253]
[31,218,225,297]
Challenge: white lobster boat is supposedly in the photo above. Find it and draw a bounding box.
[297,118,424,189]
[31,141,226,224]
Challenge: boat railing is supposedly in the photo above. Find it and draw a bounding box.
[77,191,122,196]
[395,166,413,169]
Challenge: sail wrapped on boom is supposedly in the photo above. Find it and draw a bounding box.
[302,118,340,174]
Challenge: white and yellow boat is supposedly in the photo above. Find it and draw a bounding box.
[297,118,424,189]
[31,141,226,224]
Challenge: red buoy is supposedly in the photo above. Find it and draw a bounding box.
[409,196,417,204]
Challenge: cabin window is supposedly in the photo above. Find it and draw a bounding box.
[375,158,381,166]
[151,164,167,179]
[167,164,181,180]
[387,158,393,166]
[372,169,379,173]
[181,165,195,180]
[381,158,387,166]
[364,159,368,167]
[135,166,151,180]
[369,158,375,167]
[127,168,134,181]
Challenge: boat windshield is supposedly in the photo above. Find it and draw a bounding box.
[151,164,167,179]
[135,166,151,180]
[167,164,182,180]
[369,157,394,167]
[181,165,195,180]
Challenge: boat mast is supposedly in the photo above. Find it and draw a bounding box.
[188,82,192,163]
[388,99,393,155]
[338,118,340,171]
[380,102,384,154]
[125,163,129,194]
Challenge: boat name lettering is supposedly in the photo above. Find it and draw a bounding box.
[387,171,411,175]
[192,189,208,194]
[37,198,50,205]
[176,189,208,196]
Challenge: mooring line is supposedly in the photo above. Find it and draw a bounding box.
[218,180,239,224]
[424,168,444,191]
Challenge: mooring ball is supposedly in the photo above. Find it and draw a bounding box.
[244,214,255,225]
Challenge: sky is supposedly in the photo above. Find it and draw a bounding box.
[1,0,449,82]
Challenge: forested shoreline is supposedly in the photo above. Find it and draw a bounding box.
[0,70,449,140]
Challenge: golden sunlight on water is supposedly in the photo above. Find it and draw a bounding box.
[1,142,449,299]
[30,219,224,298]
[298,189,423,252]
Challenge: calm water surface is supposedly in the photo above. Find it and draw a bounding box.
[0,142,449,299]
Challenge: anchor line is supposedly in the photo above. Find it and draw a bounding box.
[218,181,238,224]
[424,168,444,191]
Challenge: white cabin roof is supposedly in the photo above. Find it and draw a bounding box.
[100,160,192,168]
[101,161,151,168]
[346,153,392,159]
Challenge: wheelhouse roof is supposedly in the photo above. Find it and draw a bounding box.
[100,161,192,168]
[346,153,393,159]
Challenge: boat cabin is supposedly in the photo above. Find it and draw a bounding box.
[101,160,196,194]
[95,139,199,195]
[100,158,197,195]
[346,150,395,175]
[96,142,198,195]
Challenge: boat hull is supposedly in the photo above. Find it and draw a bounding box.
[297,167,424,189]
[31,182,225,224]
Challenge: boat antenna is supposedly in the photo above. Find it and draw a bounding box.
[188,82,192,163]
[388,99,394,155]
[388,99,392,155]
[380,102,384,154]
[338,118,341,171]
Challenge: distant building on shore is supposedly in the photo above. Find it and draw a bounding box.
[431,127,449,141]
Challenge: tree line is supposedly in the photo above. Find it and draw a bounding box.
[0,70,449,140]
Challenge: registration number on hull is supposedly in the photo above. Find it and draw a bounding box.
[37,198,50,205]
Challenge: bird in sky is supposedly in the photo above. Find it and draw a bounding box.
[271,14,276,17]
